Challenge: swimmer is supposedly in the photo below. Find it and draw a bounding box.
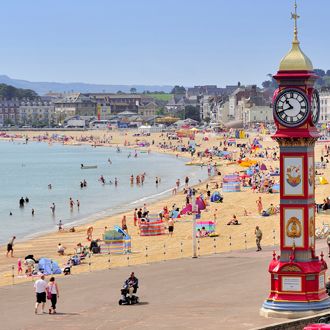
[58,220,63,231]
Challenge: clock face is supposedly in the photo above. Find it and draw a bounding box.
[274,89,309,127]
[311,90,320,125]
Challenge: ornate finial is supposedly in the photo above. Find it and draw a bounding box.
[291,0,300,42]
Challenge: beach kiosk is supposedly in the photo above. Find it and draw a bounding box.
[261,2,330,317]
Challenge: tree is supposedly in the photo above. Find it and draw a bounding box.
[156,108,165,116]
[130,87,137,94]
[261,74,278,90]
[171,85,186,94]
[0,84,38,100]
[184,105,200,122]
[203,117,211,124]
[262,80,271,89]
[314,69,325,77]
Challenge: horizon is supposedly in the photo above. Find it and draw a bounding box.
[0,0,328,87]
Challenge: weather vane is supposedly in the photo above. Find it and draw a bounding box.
[291,0,300,42]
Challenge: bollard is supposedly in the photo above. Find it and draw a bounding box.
[88,253,92,272]
[244,233,247,250]
[163,243,166,261]
[108,252,111,270]
[11,265,15,285]
[229,235,232,252]
[273,229,276,247]
[197,239,200,257]
[180,241,183,257]
[145,246,148,264]
[213,238,217,254]
[127,254,130,267]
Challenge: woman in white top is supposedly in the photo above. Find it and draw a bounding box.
[47,277,59,314]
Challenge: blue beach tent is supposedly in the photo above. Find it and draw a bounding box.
[38,258,62,275]
[211,191,223,203]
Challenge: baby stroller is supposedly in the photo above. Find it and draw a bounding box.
[119,274,139,305]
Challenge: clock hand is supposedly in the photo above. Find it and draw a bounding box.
[284,100,293,110]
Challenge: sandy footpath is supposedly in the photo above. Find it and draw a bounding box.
[0,129,328,286]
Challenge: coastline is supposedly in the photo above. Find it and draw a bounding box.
[0,129,328,287]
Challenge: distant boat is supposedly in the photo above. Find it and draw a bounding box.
[81,164,97,169]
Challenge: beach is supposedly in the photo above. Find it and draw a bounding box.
[0,129,329,287]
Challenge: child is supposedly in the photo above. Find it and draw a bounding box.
[17,258,23,275]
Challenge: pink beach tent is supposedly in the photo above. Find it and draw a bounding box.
[196,196,206,211]
[181,203,192,215]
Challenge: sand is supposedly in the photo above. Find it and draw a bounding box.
[0,129,328,287]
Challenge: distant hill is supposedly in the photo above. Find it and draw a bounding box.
[0,75,173,95]
[0,83,38,100]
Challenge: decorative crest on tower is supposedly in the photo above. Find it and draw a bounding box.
[291,0,300,42]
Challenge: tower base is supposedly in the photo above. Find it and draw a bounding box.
[260,299,330,319]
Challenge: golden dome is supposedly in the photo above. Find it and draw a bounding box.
[278,0,313,71]
[279,40,313,71]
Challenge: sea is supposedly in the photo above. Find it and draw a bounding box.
[0,141,207,243]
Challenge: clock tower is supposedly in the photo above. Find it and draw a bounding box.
[260,1,330,317]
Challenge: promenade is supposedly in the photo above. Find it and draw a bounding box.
[2,241,329,330]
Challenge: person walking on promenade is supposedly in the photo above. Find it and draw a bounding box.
[327,232,330,257]
[256,197,263,214]
[255,226,263,251]
[6,236,16,257]
[34,275,48,314]
[47,277,59,314]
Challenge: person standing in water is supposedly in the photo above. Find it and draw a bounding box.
[19,197,25,207]
[50,203,56,214]
[69,198,74,209]
[76,200,80,210]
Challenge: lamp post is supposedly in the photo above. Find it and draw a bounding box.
[192,189,197,258]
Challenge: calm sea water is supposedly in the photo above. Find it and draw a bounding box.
[0,141,207,243]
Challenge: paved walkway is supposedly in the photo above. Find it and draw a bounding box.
[0,241,329,330]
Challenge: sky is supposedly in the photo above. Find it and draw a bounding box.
[0,0,328,87]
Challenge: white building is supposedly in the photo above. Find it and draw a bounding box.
[243,105,273,127]
[319,91,330,124]
[18,101,55,126]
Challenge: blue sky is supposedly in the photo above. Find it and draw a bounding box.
[0,0,328,87]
